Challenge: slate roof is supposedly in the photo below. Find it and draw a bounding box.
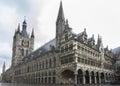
[112,47,120,54]
[23,38,56,61]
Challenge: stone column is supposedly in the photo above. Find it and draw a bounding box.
[89,74,92,84]
[104,74,106,84]
[74,71,78,85]
[83,72,86,84]
[99,73,101,84]
[94,74,97,84]
[75,74,78,85]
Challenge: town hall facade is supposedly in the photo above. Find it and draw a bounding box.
[1,1,115,85]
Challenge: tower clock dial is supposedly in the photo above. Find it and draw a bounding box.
[22,40,29,47]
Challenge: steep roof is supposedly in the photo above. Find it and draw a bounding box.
[112,47,120,54]
[23,38,56,60]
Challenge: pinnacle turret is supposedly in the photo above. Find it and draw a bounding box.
[16,23,20,34]
[31,28,34,38]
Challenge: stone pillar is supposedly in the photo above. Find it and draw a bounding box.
[89,74,92,84]
[99,73,101,84]
[83,72,86,84]
[94,74,97,84]
[104,74,106,84]
[75,74,78,85]
[74,71,78,85]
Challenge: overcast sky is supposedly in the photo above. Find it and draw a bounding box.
[0,0,120,74]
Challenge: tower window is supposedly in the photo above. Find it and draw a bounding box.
[21,49,24,56]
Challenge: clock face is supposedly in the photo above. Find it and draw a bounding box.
[22,40,29,47]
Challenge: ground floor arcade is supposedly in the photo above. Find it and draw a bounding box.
[13,69,114,85]
[60,69,115,85]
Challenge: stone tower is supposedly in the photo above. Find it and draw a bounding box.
[56,1,65,48]
[11,19,34,67]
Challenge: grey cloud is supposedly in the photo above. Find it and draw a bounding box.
[1,0,31,14]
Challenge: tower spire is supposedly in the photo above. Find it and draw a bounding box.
[56,1,65,48]
[22,17,28,38]
[31,28,34,38]
[57,1,65,22]
[22,16,27,29]
[2,61,5,73]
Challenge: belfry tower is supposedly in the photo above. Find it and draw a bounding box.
[11,19,34,67]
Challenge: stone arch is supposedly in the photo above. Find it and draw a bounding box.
[61,69,74,84]
[109,73,111,81]
[60,68,75,74]
[77,69,83,84]
[85,70,90,84]
[96,72,99,84]
[106,73,108,81]
[91,71,95,84]
[101,72,105,83]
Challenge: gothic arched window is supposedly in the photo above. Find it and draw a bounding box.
[42,61,44,69]
[46,60,48,69]
[21,49,24,56]
[49,59,52,68]
[53,57,56,67]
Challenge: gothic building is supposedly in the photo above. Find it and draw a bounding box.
[2,1,115,85]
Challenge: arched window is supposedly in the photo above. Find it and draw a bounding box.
[39,62,41,70]
[46,60,48,68]
[21,49,24,56]
[49,59,51,68]
[42,61,44,69]
[53,57,56,67]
